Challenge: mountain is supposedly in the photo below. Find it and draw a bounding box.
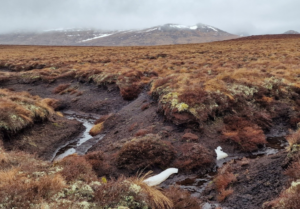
[0,23,238,46]
[0,28,116,46]
[283,30,299,34]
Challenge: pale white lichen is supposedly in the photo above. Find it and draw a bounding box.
[78,201,96,209]
[228,84,258,96]
[129,183,141,194]
[89,181,101,187]
[32,171,46,178]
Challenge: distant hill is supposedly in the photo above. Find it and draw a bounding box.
[0,23,238,46]
[283,30,299,34]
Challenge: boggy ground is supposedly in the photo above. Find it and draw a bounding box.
[1,34,300,208]
[0,75,291,209]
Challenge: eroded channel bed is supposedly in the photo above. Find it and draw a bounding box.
[1,35,300,208]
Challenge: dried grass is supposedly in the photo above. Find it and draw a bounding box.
[213,164,237,202]
[0,89,53,133]
[89,122,104,136]
[94,172,173,209]
[163,186,201,208]
[116,134,175,171]
[58,154,97,183]
[52,83,70,94]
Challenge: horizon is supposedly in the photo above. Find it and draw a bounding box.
[1,22,299,36]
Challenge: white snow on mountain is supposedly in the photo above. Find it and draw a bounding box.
[169,24,199,30]
[80,34,113,42]
[207,26,218,31]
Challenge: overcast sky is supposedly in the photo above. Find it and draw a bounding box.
[1,0,299,35]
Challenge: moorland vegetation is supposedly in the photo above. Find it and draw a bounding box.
[1,34,300,208]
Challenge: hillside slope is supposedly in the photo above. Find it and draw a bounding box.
[0,23,238,46]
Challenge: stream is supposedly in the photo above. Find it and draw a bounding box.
[49,111,289,208]
[161,135,289,209]
[51,110,105,161]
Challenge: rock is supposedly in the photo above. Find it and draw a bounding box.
[181,133,199,142]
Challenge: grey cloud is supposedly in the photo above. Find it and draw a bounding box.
[0,0,300,35]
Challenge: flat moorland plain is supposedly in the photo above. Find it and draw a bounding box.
[1,34,300,208]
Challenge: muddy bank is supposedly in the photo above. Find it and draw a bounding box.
[0,78,130,115]
[2,114,84,160]
[215,151,288,209]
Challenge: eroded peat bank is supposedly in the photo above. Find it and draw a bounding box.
[1,34,300,208]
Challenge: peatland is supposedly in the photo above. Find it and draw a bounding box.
[1,34,300,208]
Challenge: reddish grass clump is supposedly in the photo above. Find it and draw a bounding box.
[128,122,138,132]
[217,188,234,202]
[141,103,150,111]
[286,129,300,147]
[52,83,70,94]
[151,76,176,93]
[213,165,237,202]
[84,151,112,176]
[116,134,176,171]
[285,160,300,180]
[41,98,60,110]
[94,114,112,125]
[174,143,216,172]
[163,186,201,209]
[178,85,207,106]
[135,128,152,137]
[222,116,267,151]
[58,154,97,183]
[119,83,142,100]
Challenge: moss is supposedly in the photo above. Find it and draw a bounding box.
[171,98,179,107]
[161,92,178,104]
[52,123,61,127]
[176,103,189,112]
